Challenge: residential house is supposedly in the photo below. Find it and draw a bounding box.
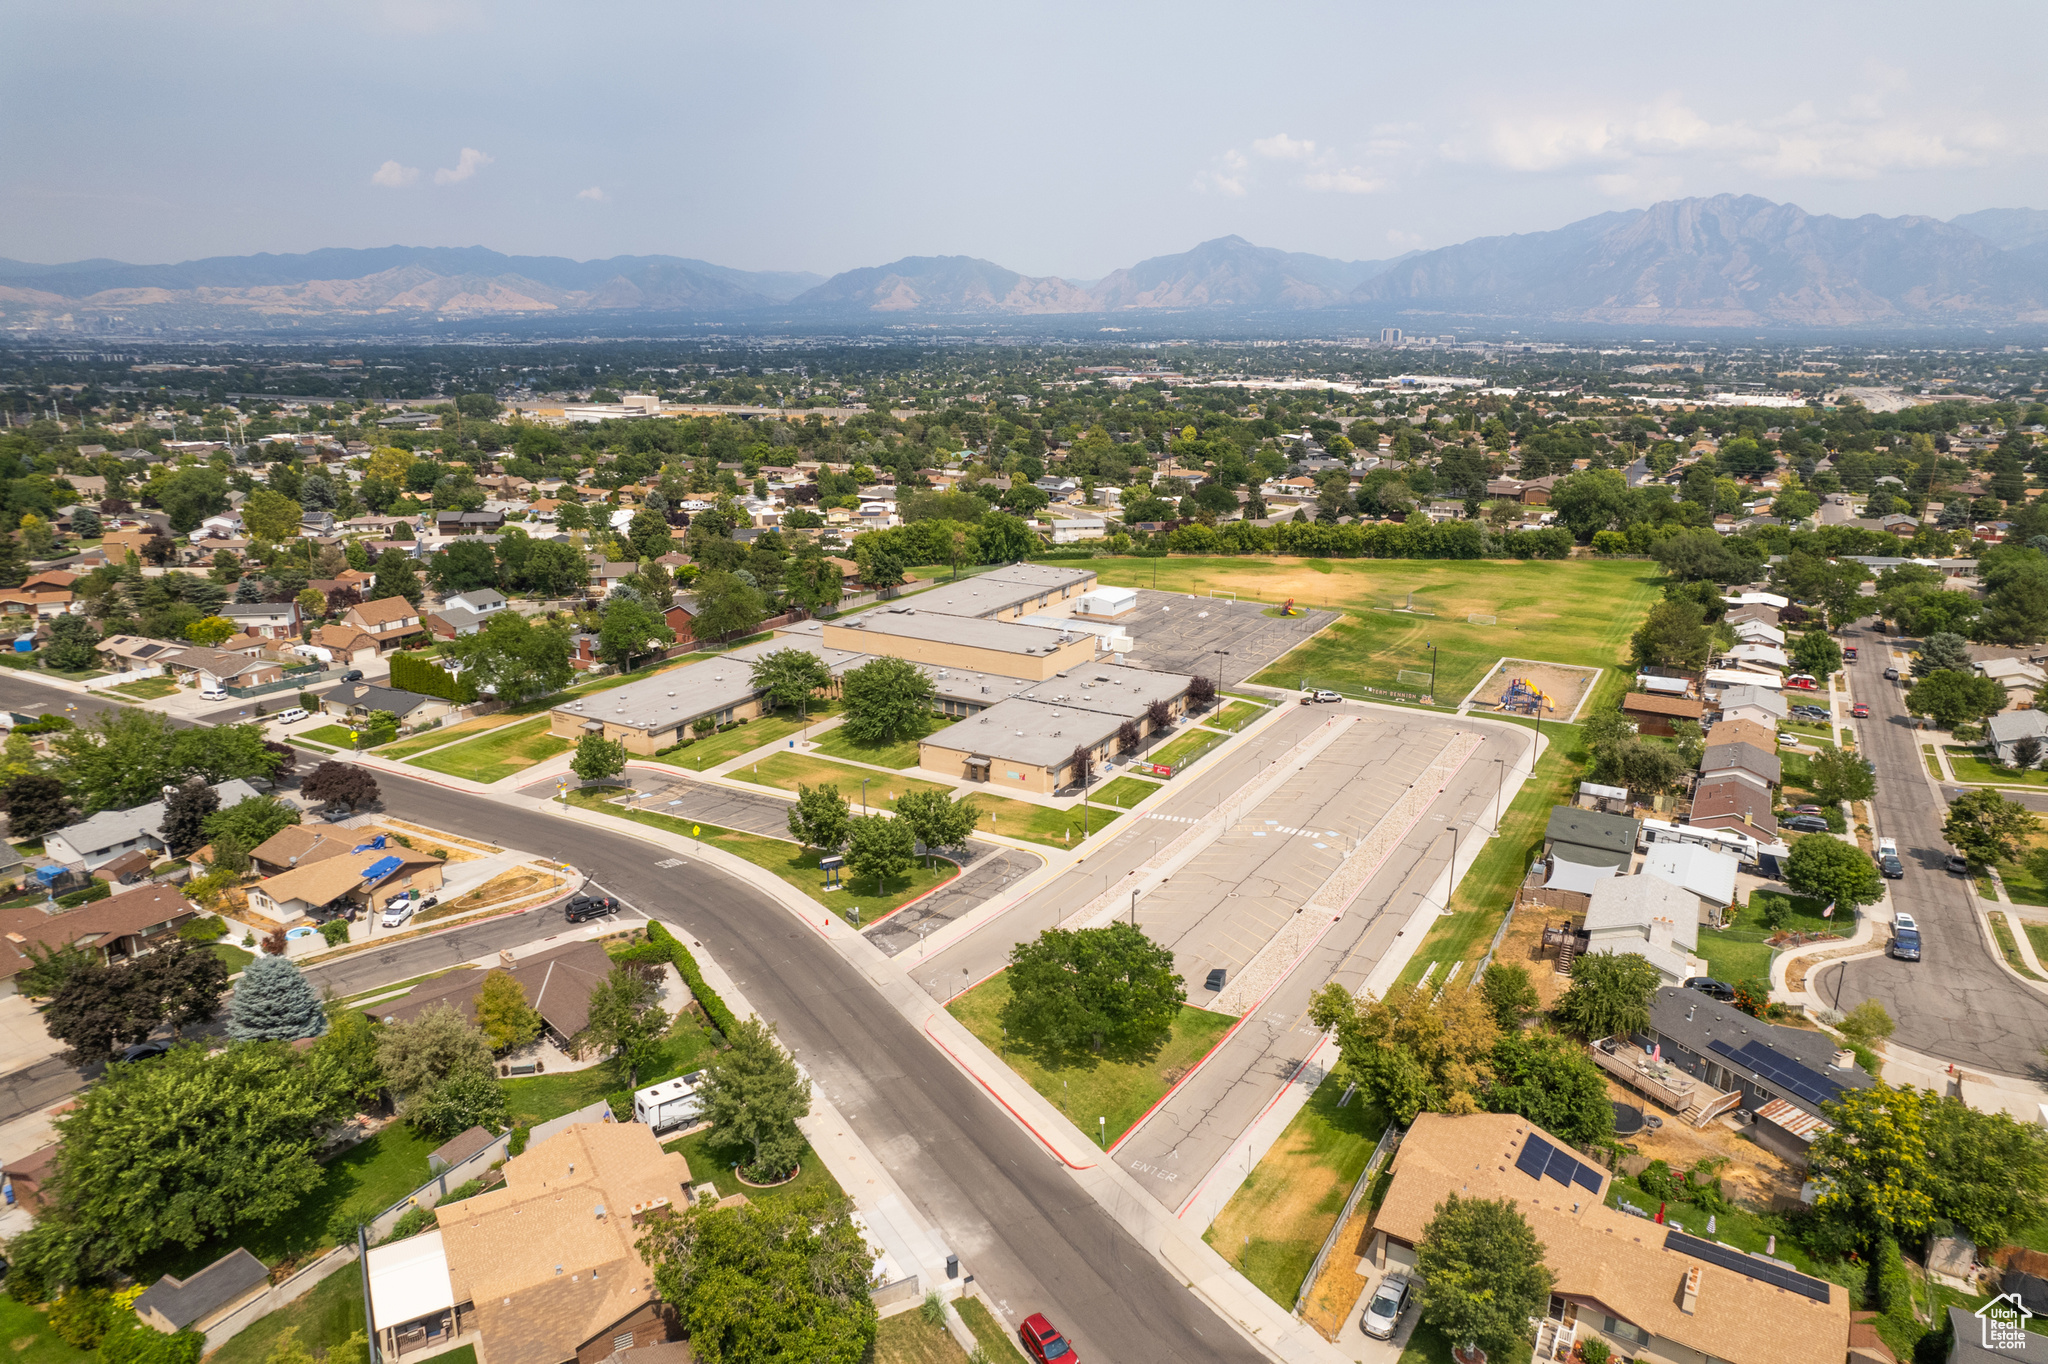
[1543,806,1640,870]
[0,882,202,997]
[1722,642,1790,673]
[1621,692,1704,737]
[0,581,77,619]
[344,597,428,653]
[1715,684,1789,728]
[1580,873,1705,985]
[246,842,445,924]
[425,607,492,639]
[223,600,302,640]
[1730,618,1787,647]
[1978,656,2048,706]
[1724,604,1781,630]
[1642,839,1741,924]
[312,623,381,666]
[1366,1113,1850,1364]
[162,648,286,692]
[321,683,450,729]
[380,941,618,1056]
[435,510,505,536]
[1704,717,1777,751]
[1988,709,2048,765]
[1688,770,1778,836]
[442,589,509,619]
[1702,740,1782,787]
[246,825,364,878]
[96,635,185,673]
[588,562,638,599]
[363,1122,693,1364]
[45,780,262,870]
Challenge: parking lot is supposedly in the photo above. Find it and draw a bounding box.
[1110,591,1339,688]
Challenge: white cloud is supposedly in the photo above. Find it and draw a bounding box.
[1252,132,1316,161]
[434,147,493,184]
[370,160,419,188]
[1194,150,1249,197]
[576,186,607,202]
[1385,229,1424,249]
[1301,169,1382,194]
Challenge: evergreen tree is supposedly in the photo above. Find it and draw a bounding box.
[158,779,219,858]
[227,954,328,1041]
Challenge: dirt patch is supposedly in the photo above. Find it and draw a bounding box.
[1493,907,1577,1009]
[369,818,503,857]
[1603,1076,1804,1209]
[420,867,565,921]
[1468,658,1601,720]
[1301,1204,1378,1340]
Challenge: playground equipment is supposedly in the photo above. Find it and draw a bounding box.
[1501,677,1556,715]
[1280,597,1303,616]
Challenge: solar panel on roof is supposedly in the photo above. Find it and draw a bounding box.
[1515,1136,1552,1179]
[1545,1145,1579,1185]
[1573,1163,1603,1193]
[1709,1038,1842,1108]
[1664,1230,1832,1302]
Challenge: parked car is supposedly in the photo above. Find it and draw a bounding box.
[342,669,364,682]
[1300,689,1341,704]
[1880,856,1905,879]
[1683,977,1736,1002]
[274,707,309,725]
[1794,804,1823,814]
[1884,667,1900,680]
[380,898,417,929]
[1852,703,1870,718]
[1891,912,1922,961]
[565,894,619,922]
[1785,814,1832,833]
[1945,853,1970,873]
[118,1039,173,1063]
[1361,1274,1412,1340]
[1779,733,1801,747]
[199,685,226,701]
[1018,1314,1076,1363]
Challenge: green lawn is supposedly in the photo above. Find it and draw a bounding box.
[1200,699,1264,733]
[375,714,526,760]
[1695,889,1851,985]
[504,1010,722,1128]
[1094,775,1163,808]
[649,702,843,772]
[213,943,255,974]
[810,711,948,769]
[1991,913,2044,979]
[956,1298,1025,1362]
[661,1127,844,1204]
[872,1310,970,1364]
[1204,1073,1390,1308]
[1088,557,1659,705]
[947,974,1237,1145]
[960,792,1121,848]
[301,724,364,749]
[108,676,180,700]
[203,1260,374,1364]
[407,716,571,783]
[1948,747,2048,785]
[567,791,958,925]
[729,751,955,805]
[1146,726,1225,773]
[0,1295,97,1364]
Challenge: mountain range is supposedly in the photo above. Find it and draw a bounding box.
[6,195,2048,329]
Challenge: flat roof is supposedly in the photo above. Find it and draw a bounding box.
[1012,663,1191,720]
[366,1228,456,1327]
[873,563,1095,619]
[553,636,869,735]
[834,608,1087,657]
[922,695,1124,770]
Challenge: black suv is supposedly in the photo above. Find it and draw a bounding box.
[565,894,618,922]
[1784,814,1832,833]
[1683,977,1735,1002]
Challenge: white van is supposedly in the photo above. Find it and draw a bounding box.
[199,684,227,701]
[380,898,416,929]
[274,707,309,725]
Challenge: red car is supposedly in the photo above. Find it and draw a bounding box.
[1019,1313,1077,1363]
[1852,703,1870,718]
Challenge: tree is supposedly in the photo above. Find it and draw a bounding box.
[1414,1194,1553,1362]
[1905,669,2006,730]
[241,488,303,543]
[571,733,627,784]
[843,811,914,893]
[1791,630,1844,683]
[2016,736,2044,774]
[690,569,767,641]
[171,722,286,785]
[203,794,300,850]
[582,963,664,1088]
[157,778,218,857]
[227,954,328,1041]
[183,615,236,647]
[1000,922,1185,1061]
[854,542,907,595]
[1188,674,1217,709]
[1553,951,1662,1040]
[53,707,180,814]
[1479,962,1538,1031]
[136,937,228,1038]
[4,1043,339,1286]
[1808,747,1876,805]
[1921,1093,2048,1247]
[839,656,936,744]
[1784,834,1885,916]
[637,1189,877,1364]
[440,610,574,704]
[1809,1082,1936,1241]
[1485,1031,1615,1146]
[372,550,425,607]
[786,782,850,852]
[516,539,587,598]
[1065,743,1094,788]
[1309,981,1498,1122]
[1945,788,2038,866]
[748,647,832,715]
[44,940,225,1061]
[597,597,675,671]
[781,554,843,614]
[474,970,542,1052]
[18,941,94,998]
[403,1070,510,1141]
[308,1002,385,1113]
[1630,598,1713,671]
[295,587,327,621]
[302,761,378,812]
[376,1002,494,1099]
[1839,998,1896,1047]
[427,539,499,595]
[44,614,100,671]
[1913,631,1975,678]
[697,1015,812,1181]
[892,789,978,865]
[141,534,178,566]
[1549,468,1630,541]
[3,773,76,841]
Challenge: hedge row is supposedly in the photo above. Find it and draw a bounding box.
[391,651,477,703]
[621,921,739,1042]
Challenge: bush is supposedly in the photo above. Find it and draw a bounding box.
[100,1319,203,1364]
[319,920,350,947]
[48,1287,117,1347]
[56,881,113,909]
[1638,1159,1683,1202]
[1875,1235,1913,1320]
[435,1177,485,1206]
[1578,1340,1612,1364]
[619,921,736,1042]
[383,1205,437,1243]
[299,691,320,711]
[176,914,227,945]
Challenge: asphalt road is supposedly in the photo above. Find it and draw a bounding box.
[1817,624,2048,1076]
[367,768,1265,1364]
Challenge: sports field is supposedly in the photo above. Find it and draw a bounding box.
[1088,557,1659,704]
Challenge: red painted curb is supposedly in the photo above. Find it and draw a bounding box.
[1173,1038,1334,1219]
[922,1014,1097,1171]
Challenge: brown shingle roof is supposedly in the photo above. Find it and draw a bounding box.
[1622,692,1705,719]
[1688,772,1778,834]
[380,940,616,1040]
[0,883,199,981]
[1373,1113,1848,1364]
[350,596,421,627]
[248,825,356,871]
[253,846,442,911]
[1707,719,1777,752]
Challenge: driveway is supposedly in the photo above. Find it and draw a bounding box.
[1815,623,2048,1076]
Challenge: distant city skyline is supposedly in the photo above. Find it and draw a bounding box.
[4,0,2042,277]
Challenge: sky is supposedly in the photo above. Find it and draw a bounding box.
[4,0,2044,280]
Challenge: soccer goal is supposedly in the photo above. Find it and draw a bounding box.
[1208,589,1237,601]
[1397,669,1435,688]
[1467,613,1497,625]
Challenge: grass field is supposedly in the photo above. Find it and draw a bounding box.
[375,713,525,760]
[962,791,1122,847]
[729,752,1122,848]
[1696,889,1852,985]
[871,1310,970,1364]
[504,1010,723,1128]
[1948,747,2048,786]
[1992,913,2043,979]
[1094,775,1163,808]
[408,716,571,782]
[948,974,1237,1145]
[301,724,364,749]
[203,1264,378,1364]
[0,1295,97,1364]
[957,1298,1025,1361]
[811,711,949,769]
[1201,699,1265,732]
[661,1127,844,1204]
[566,791,956,923]
[1205,1074,1390,1308]
[1090,556,1659,704]
[1147,727,1225,772]
[648,703,842,772]
[108,676,180,700]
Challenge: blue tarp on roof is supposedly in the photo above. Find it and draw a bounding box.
[358,855,403,881]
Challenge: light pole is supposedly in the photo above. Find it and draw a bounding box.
[861,776,870,814]
[1423,641,1438,702]
[1130,887,1139,925]
[1491,756,1506,833]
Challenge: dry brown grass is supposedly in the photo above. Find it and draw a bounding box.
[369,818,503,857]
[420,868,564,922]
[1606,1076,1804,1209]
[360,822,492,862]
[1492,906,1577,1010]
[1301,1204,1378,1340]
